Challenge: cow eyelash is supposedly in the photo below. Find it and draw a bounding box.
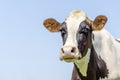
[59,28,62,32]
[80,28,88,33]
[79,28,90,36]
[59,28,66,35]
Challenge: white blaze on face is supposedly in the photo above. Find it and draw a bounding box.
[64,10,86,53]
[61,10,92,76]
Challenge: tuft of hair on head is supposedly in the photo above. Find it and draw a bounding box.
[69,10,86,18]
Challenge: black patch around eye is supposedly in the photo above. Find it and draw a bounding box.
[78,21,92,37]
[80,21,91,29]
[59,22,68,45]
[80,28,89,35]
[59,22,67,31]
[76,21,92,57]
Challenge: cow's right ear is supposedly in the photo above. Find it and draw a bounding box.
[92,15,107,30]
[43,18,61,32]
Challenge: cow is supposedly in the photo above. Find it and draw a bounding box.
[43,10,120,80]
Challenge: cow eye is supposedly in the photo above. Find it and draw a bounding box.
[60,29,66,36]
[80,28,89,34]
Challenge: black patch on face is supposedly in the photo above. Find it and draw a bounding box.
[77,21,92,57]
[59,22,68,45]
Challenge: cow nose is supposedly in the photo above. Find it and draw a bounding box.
[61,46,76,54]
[60,46,80,61]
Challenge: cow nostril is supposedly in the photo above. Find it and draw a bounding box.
[71,47,76,53]
[61,46,76,54]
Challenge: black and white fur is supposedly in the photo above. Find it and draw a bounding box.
[60,10,108,80]
[43,10,120,80]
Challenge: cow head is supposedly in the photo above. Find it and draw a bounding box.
[43,10,107,62]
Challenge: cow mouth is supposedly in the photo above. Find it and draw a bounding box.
[60,56,75,61]
[64,57,75,60]
[63,58,75,62]
[60,55,80,62]
[64,57,74,59]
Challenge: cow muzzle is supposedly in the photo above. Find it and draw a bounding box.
[60,46,81,62]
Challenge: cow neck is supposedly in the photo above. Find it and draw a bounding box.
[74,45,107,80]
[74,47,91,79]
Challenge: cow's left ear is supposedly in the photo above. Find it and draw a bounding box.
[43,18,61,32]
[92,15,107,30]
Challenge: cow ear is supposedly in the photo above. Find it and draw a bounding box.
[92,15,107,30]
[43,18,61,32]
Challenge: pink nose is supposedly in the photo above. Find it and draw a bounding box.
[61,46,77,55]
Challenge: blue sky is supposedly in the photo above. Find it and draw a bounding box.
[0,0,120,80]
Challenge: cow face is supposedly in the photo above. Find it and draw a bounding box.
[43,10,107,62]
